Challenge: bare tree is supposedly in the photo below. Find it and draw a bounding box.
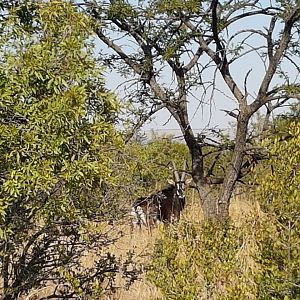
[82,0,300,220]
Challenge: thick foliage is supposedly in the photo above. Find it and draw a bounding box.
[147,120,300,300]
[254,120,300,299]
[148,221,258,300]
[0,1,129,299]
[126,138,190,192]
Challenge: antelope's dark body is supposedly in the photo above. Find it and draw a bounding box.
[131,182,186,227]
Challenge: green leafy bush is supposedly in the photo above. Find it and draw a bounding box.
[0,1,128,299]
[254,120,300,299]
[148,221,258,299]
[147,120,300,300]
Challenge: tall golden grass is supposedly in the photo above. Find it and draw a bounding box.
[103,188,261,299]
[2,189,260,299]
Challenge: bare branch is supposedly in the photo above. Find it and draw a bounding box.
[244,68,252,98]
[95,29,141,74]
[250,4,300,114]
[183,45,206,73]
[183,18,247,108]
[221,109,239,119]
[267,16,277,60]
[123,103,165,143]
[206,152,222,177]
[284,53,300,74]
[225,7,279,27]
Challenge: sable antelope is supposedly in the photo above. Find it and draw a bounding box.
[131,161,191,228]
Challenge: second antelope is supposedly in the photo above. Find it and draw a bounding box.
[131,161,191,228]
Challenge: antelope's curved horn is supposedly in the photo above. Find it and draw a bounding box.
[171,161,180,181]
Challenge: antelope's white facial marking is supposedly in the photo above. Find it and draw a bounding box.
[176,181,186,199]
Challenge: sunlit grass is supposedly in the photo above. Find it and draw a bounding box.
[3,188,261,299]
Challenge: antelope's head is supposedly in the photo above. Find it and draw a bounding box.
[168,161,192,200]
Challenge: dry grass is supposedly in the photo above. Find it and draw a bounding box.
[3,190,261,300]
[107,189,261,299]
[103,222,161,300]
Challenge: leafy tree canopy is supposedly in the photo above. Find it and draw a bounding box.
[0,0,121,226]
[0,1,125,298]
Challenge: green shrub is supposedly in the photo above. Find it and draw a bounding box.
[254,121,300,299]
[148,221,258,299]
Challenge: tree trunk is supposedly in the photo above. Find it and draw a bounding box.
[197,181,218,219]
[178,109,250,220]
[180,125,219,219]
[217,113,250,219]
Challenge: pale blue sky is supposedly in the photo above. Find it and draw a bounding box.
[97,2,299,133]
